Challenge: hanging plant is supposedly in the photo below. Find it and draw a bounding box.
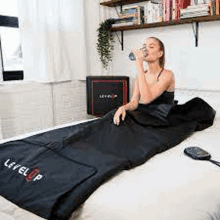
[96,18,115,70]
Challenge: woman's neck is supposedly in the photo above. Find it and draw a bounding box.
[146,63,162,75]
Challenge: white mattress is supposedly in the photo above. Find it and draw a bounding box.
[0,105,220,220]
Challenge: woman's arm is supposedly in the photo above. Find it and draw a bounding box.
[131,48,153,104]
[120,77,140,111]
[136,63,152,103]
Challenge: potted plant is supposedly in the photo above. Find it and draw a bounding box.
[96,18,115,70]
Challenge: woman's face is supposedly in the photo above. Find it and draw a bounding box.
[143,38,163,63]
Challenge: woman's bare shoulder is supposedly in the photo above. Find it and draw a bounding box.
[163,68,172,73]
[163,69,175,78]
[163,69,175,91]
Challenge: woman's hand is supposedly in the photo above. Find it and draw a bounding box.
[113,106,126,125]
[132,48,144,66]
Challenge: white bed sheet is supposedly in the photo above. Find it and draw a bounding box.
[0,110,220,220]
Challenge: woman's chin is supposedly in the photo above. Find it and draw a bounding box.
[144,57,149,62]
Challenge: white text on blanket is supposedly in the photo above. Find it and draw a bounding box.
[4,159,43,182]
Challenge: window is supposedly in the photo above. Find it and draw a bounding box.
[0,0,23,81]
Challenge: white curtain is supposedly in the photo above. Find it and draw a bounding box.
[17,0,88,82]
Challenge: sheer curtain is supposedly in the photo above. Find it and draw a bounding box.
[17,0,88,82]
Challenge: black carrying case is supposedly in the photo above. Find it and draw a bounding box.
[86,76,130,116]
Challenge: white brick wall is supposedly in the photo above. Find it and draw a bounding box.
[0,118,2,140]
[52,80,89,125]
[0,80,98,140]
[0,82,53,139]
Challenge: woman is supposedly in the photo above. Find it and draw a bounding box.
[113,36,175,125]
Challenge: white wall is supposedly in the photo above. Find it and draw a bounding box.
[0,80,97,139]
[0,82,53,139]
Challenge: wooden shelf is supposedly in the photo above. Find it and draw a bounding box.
[110,14,220,31]
[100,0,220,48]
[100,0,148,7]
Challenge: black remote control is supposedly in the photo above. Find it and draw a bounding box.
[184,146,211,160]
[184,146,220,168]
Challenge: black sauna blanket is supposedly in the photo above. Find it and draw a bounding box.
[0,97,216,220]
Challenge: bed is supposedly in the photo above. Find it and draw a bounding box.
[0,91,220,220]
